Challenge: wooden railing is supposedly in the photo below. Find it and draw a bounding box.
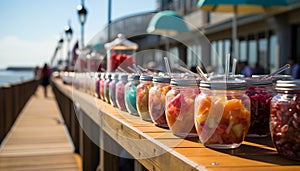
[0,79,39,143]
[52,78,300,171]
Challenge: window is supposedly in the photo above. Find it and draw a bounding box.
[258,36,267,73]
[239,38,247,61]
[269,34,278,73]
[248,38,257,68]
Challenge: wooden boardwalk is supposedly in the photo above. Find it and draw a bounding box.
[0,86,82,171]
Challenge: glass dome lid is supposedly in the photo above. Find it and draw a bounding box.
[104,33,138,50]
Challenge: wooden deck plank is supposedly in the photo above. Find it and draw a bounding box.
[0,86,81,171]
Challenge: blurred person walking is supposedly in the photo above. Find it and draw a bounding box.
[41,63,50,97]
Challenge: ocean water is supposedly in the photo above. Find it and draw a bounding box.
[0,70,34,86]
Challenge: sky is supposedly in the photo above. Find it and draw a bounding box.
[0,0,157,69]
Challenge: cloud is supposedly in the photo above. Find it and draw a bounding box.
[0,35,56,68]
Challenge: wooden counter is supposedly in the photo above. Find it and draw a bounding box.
[52,78,300,171]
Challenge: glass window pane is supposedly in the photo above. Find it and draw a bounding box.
[258,38,267,73]
[269,35,278,73]
[240,41,247,61]
[248,40,257,68]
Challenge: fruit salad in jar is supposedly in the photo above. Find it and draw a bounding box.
[165,78,200,138]
[136,75,153,121]
[270,80,300,161]
[104,73,112,104]
[116,74,128,111]
[149,77,171,128]
[99,73,106,100]
[125,75,140,116]
[109,73,119,107]
[195,80,251,149]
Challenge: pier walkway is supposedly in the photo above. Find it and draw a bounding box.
[0,86,81,171]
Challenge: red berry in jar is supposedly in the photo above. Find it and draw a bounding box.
[270,80,300,161]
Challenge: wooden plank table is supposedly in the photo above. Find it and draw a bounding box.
[0,86,82,171]
[53,78,300,171]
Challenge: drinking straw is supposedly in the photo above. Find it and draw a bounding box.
[232,58,237,75]
[137,65,153,74]
[177,66,199,77]
[224,53,230,81]
[127,66,137,73]
[196,66,209,81]
[116,67,127,73]
[261,64,291,80]
[164,57,172,75]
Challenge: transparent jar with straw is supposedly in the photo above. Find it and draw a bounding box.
[136,75,153,122]
[104,34,138,72]
[165,78,200,138]
[194,80,251,149]
[125,74,140,116]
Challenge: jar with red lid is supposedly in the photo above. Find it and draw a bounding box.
[104,73,112,104]
[245,78,275,137]
[270,80,300,161]
[149,76,171,128]
[136,75,153,122]
[109,73,119,107]
[116,74,128,111]
[195,80,251,149]
[166,78,200,138]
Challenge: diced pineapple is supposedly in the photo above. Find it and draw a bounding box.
[232,123,244,138]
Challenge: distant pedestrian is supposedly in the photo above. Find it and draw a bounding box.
[238,61,253,77]
[41,63,50,97]
[34,66,40,78]
[288,58,300,79]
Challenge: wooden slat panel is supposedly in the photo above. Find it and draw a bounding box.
[0,86,81,171]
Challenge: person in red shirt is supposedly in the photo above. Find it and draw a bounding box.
[41,63,50,97]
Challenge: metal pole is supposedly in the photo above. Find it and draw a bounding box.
[108,0,112,41]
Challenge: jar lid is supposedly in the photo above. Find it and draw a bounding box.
[112,73,119,80]
[170,78,200,86]
[153,76,171,83]
[245,78,273,86]
[276,80,300,91]
[200,80,246,90]
[118,73,128,80]
[128,74,140,81]
[140,75,153,81]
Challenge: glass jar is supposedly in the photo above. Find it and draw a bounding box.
[95,73,101,98]
[245,78,275,137]
[136,75,153,122]
[104,73,112,104]
[149,76,171,128]
[166,78,200,138]
[109,73,119,107]
[99,73,106,100]
[116,74,128,112]
[195,80,251,149]
[270,80,300,161]
[104,34,138,72]
[125,74,140,115]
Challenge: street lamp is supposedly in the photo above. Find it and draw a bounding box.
[64,22,73,67]
[77,0,88,49]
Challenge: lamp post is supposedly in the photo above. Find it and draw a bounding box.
[77,0,88,49]
[64,22,73,67]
